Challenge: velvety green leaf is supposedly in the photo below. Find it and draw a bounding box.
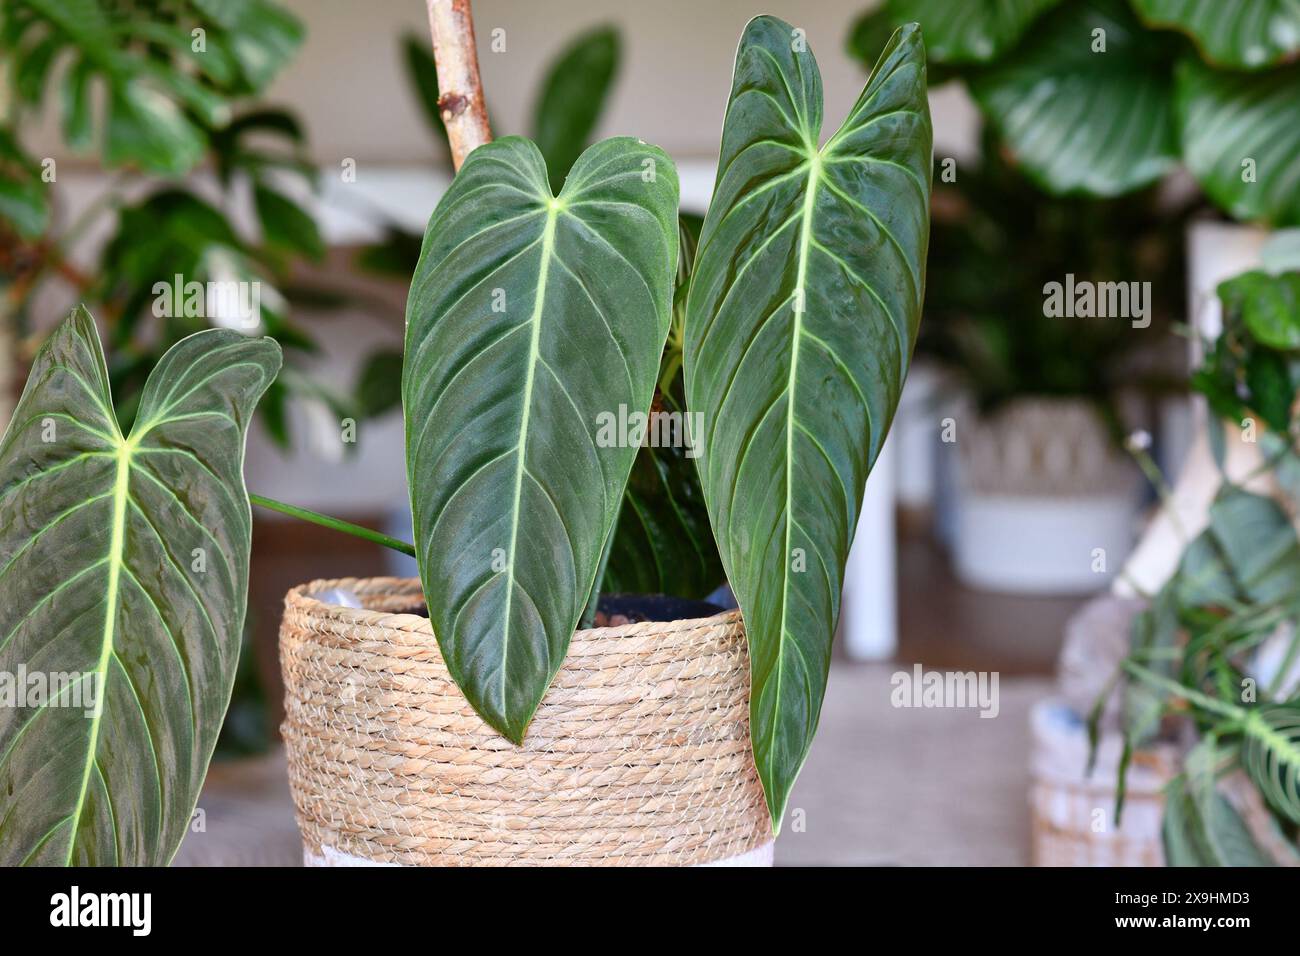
[1133,0,1300,69]
[1219,269,1300,349]
[0,308,280,865]
[404,136,679,742]
[533,26,620,193]
[968,0,1180,196]
[105,79,205,175]
[884,0,1060,63]
[254,183,324,261]
[684,17,932,828]
[1178,57,1300,226]
[1242,703,1300,825]
[402,31,451,159]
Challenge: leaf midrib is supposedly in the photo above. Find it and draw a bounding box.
[63,434,132,864]
[768,151,822,776]
[499,200,561,721]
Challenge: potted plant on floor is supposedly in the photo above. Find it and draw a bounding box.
[1108,266,1300,865]
[1030,268,1300,866]
[0,8,931,866]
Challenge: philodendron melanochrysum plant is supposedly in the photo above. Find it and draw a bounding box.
[686,17,931,825]
[403,15,932,826]
[0,15,931,862]
[0,310,279,864]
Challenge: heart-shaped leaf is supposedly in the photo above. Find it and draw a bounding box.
[968,0,1180,196]
[0,308,280,865]
[684,17,932,828]
[1133,0,1300,70]
[1178,57,1300,227]
[404,136,679,742]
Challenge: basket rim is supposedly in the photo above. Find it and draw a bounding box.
[284,575,744,642]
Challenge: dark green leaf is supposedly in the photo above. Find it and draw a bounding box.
[1178,57,1300,226]
[254,183,324,261]
[355,349,403,418]
[105,79,206,175]
[684,17,932,828]
[1133,0,1300,70]
[884,0,1060,63]
[192,0,304,92]
[1219,270,1300,350]
[968,0,1180,196]
[533,26,620,193]
[0,308,280,864]
[404,136,679,742]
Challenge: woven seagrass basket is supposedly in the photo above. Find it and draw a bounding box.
[279,577,773,866]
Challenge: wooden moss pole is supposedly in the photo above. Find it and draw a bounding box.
[425,0,492,169]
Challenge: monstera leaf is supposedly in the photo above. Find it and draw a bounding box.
[404,136,678,742]
[0,308,279,865]
[684,17,932,828]
[1178,58,1300,227]
[968,0,1180,196]
[1133,0,1300,69]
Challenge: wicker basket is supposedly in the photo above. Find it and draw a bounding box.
[1029,698,1177,866]
[279,577,773,866]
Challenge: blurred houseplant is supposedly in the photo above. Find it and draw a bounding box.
[0,0,370,754]
[1099,266,1300,865]
[918,133,1192,592]
[848,0,1300,593]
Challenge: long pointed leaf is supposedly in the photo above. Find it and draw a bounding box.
[404,136,679,742]
[684,17,932,828]
[0,308,280,865]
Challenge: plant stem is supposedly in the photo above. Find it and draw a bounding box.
[250,494,416,557]
[1121,659,1244,721]
[425,0,491,170]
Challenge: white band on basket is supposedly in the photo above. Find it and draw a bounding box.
[304,840,776,868]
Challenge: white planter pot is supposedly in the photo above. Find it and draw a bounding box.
[950,397,1138,594]
[954,492,1136,595]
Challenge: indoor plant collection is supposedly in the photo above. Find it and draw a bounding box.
[0,12,932,865]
